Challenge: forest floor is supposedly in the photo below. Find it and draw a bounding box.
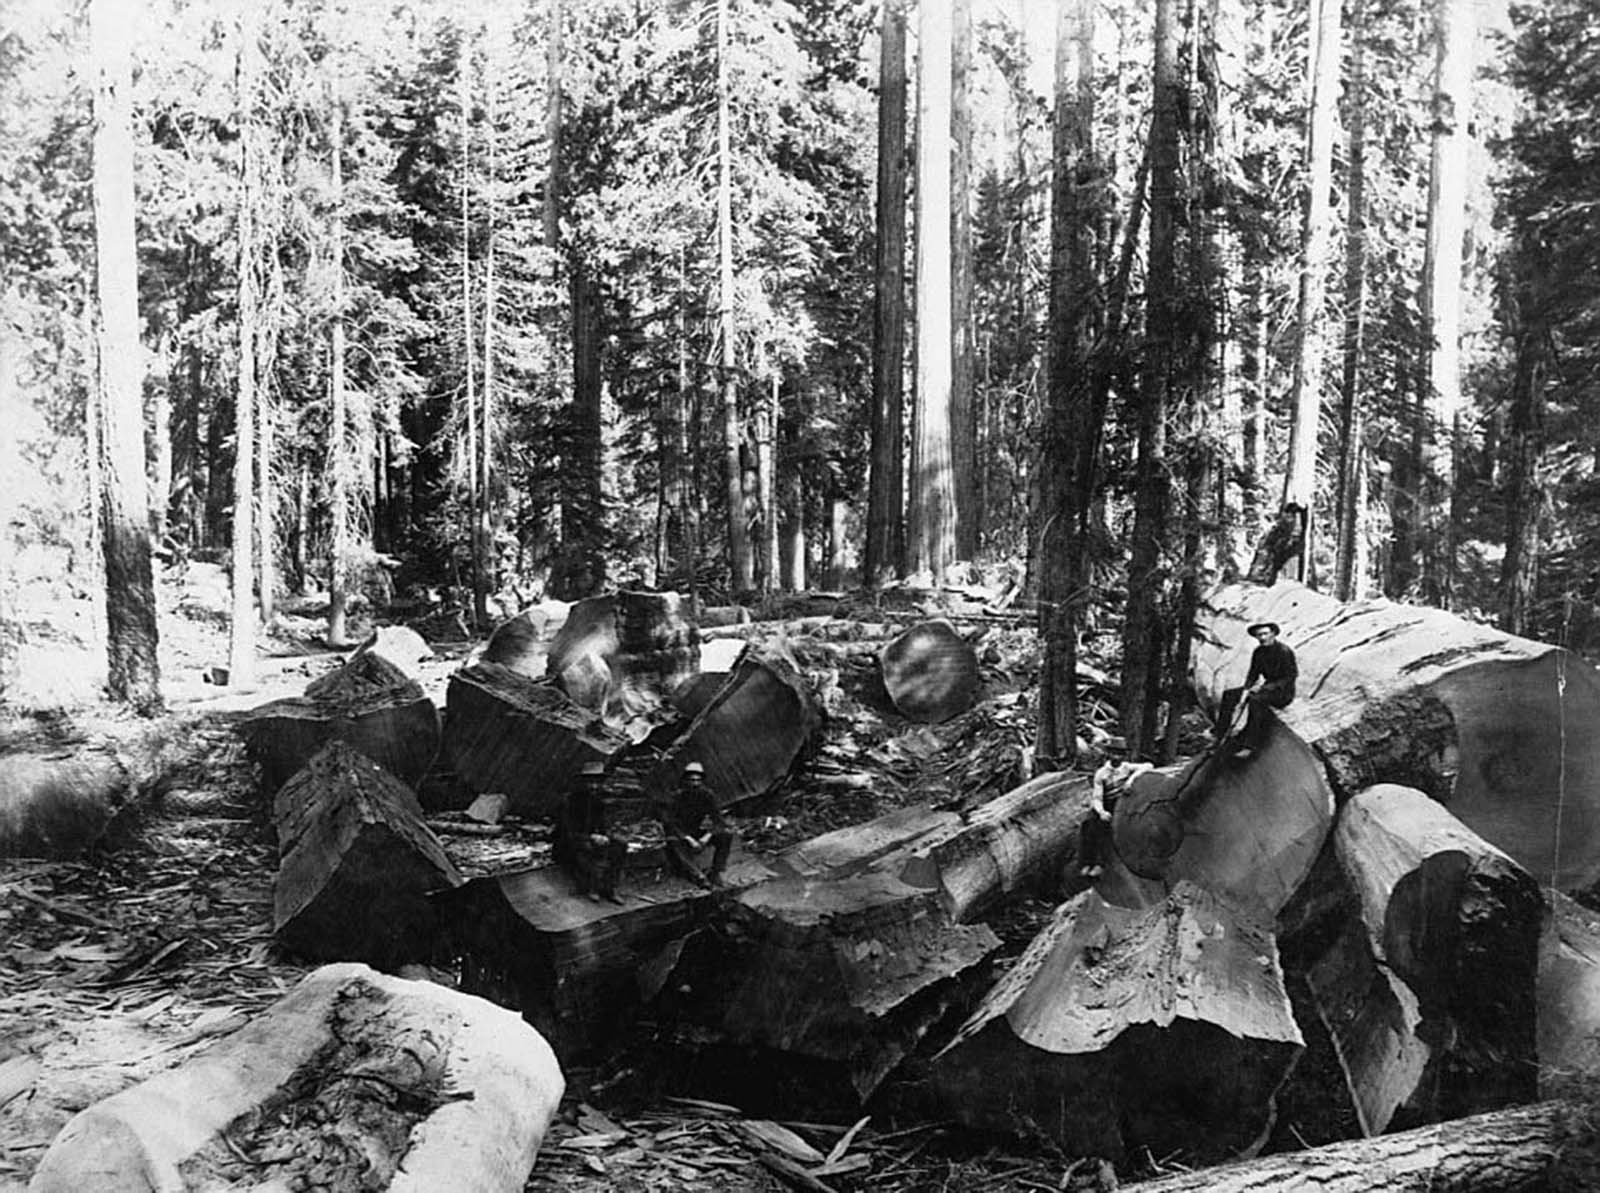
[0,566,1357,1192]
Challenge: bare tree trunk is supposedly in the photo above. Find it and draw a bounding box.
[544,0,562,253]
[1499,325,1546,635]
[228,6,260,687]
[865,0,907,588]
[716,0,751,596]
[950,0,976,560]
[152,366,171,545]
[458,33,482,626]
[780,447,804,592]
[327,92,351,649]
[1280,0,1343,585]
[1418,0,1476,609]
[1334,0,1370,602]
[908,0,955,584]
[258,384,275,624]
[480,40,497,622]
[756,374,778,595]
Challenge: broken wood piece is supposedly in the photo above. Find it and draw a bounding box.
[547,590,700,712]
[878,620,980,723]
[27,963,564,1193]
[651,644,818,808]
[273,740,463,968]
[1121,1099,1590,1193]
[482,605,562,677]
[1539,891,1600,1096]
[0,750,131,859]
[237,651,440,794]
[351,625,433,677]
[1194,579,1600,893]
[466,791,510,825]
[1308,783,1542,1135]
[441,662,630,816]
[931,882,1302,1165]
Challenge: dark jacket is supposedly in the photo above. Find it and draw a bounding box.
[1245,641,1297,707]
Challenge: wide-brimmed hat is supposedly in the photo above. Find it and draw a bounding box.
[683,761,706,776]
[1247,622,1280,637]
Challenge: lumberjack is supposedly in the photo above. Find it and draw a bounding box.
[553,760,626,901]
[656,760,735,888]
[1214,620,1297,757]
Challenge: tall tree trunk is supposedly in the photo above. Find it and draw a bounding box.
[1334,0,1370,602]
[756,373,778,595]
[459,34,481,626]
[908,0,956,584]
[1120,0,1181,758]
[658,249,694,585]
[1499,326,1546,635]
[480,41,498,624]
[865,0,907,587]
[563,262,604,598]
[950,0,976,560]
[92,0,160,711]
[1417,0,1476,609]
[1037,0,1098,766]
[258,384,275,624]
[327,92,351,649]
[543,0,563,253]
[1241,259,1266,535]
[780,434,804,592]
[1280,0,1343,585]
[716,0,751,595]
[227,6,260,686]
[152,367,171,545]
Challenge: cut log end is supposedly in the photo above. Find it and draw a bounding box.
[878,620,980,723]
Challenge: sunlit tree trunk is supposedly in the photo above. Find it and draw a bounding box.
[258,382,275,624]
[865,0,907,587]
[1120,0,1181,758]
[1334,0,1370,602]
[327,91,351,648]
[908,0,956,584]
[1499,321,1546,635]
[717,0,752,595]
[756,373,778,594]
[479,65,497,622]
[1417,0,1476,609]
[458,32,482,625]
[1280,0,1343,585]
[950,0,976,560]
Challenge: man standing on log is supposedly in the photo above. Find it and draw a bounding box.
[656,761,734,889]
[554,760,626,902]
[1214,622,1297,757]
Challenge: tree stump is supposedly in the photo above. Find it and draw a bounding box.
[878,619,980,722]
[273,740,463,968]
[237,651,440,793]
[28,964,564,1193]
[0,750,130,859]
[931,882,1302,1164]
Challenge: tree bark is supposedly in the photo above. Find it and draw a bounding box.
[327,90,352,648]
[1499,325,1546,635]
[716,0,752,596]
[865,0,907,588]
[950,0,976,559]
[1333,0,1370,601]
[91,0,161,712]
[1539,891,1600,1095]
[29,964,565,1193]
[0,750,131,860]
[272,740,463,967]
[1191,580,1600,894]
[1307,783,1541,1135]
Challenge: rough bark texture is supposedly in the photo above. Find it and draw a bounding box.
[272,741,463,967]
[237,652,441,794]
[932,882,1302,1164]
[29,964,564,1193]
[1308,783,1541,1135]
[0,751,131,859]
[950,0,976,559]
[878,620,980,723]
[1193,580,1600,893]
[1121,1099,1587,1193]
[1539,891,1600,1096]
[546,591,700,731]
[441,661,628,816]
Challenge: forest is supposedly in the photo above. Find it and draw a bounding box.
[5,0,1600,1190]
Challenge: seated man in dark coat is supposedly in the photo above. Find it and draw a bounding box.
[553,760,627,901]
[656,761,735,888]
[1214,621,1298,755]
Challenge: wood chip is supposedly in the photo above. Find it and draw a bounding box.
[739,1120,827,1164]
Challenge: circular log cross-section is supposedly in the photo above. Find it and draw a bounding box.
[878,619,980,723]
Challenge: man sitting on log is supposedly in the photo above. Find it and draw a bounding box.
[1214,621,1297,757]
[656,761,734,889]
[1081,759,1153,878]
[553,760,627,902]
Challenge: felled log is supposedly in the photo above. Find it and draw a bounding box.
[237,651,440,793]
[1307,784,1542,1135]
[931,882,1302,1164]
[481,607,556,677]
[1193,579,1600,894]
[441,661,629,816]
[650,644,818,808]
[1539,892,1600,1095]
[546,589,700,710]
[273,740,463,967]
[878,619,980,722]
[352,624,433,676]
[28,963,564,1193]
[0,750,130,858]
[1122,1099,1588,1193]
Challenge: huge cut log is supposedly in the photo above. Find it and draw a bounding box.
[878,619,980,722]
[546,590,700,725]
[481,602,568,678]
[1122,1099,1591,1193]
[237,651,440,793]
[28,963,563,1193]
[441,661,630,816]
[1539,891,1600,1095]
[1193,579,1600,893]
[1306,784,1542,1135]
[649,643,818,808]
[272,740,463,967]
[0,750,130,859]
[931,882,1302,1165]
